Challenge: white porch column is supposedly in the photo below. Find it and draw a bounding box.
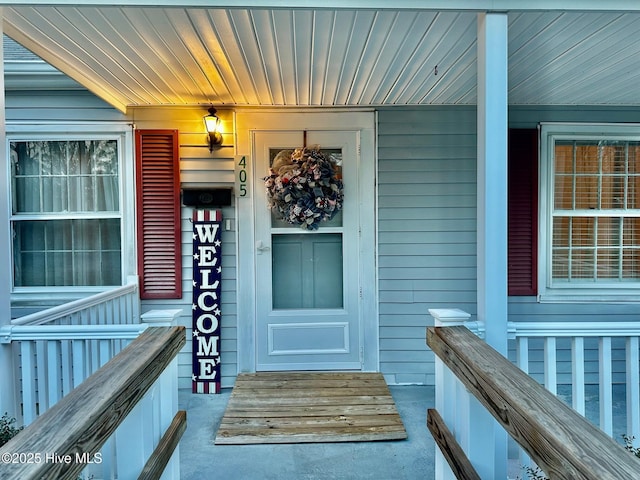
[477,12,508,354]
[0,8,16,419]
[476,12,508,480]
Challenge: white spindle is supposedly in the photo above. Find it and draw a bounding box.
[626,336,639,447]
[599,337,613,435]
[544,337,557,395]
[36,341,47,414]
[115,395,147,478]
[516,337,532,470]
[20,341,36,424]
[571,337,586,415]
[72,339,86,388]
[60,340,73,396]
[429,308,471,480]
[46,340,61,408]
[517,336,529,373]
[99,339,111,367]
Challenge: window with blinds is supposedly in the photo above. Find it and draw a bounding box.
[540,124,640,301]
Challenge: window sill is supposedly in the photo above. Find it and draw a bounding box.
[538,288,640,304]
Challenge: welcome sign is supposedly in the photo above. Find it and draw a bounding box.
[192,209,222,394]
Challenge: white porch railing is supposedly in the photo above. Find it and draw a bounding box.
[2,276,143,424]
[10,275,140,327]
[512,321,640,442]
[3,324,147,424]
[429,309,640,479]
[1,275,186,480]
[0,326,186,480]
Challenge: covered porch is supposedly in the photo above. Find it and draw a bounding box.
[1,284,638,478]
[2,2,640,479]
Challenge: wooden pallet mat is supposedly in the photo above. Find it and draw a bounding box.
[215,372,408,445]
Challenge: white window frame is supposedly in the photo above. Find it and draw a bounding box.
[7,122,135,301]
[539,122,640,302]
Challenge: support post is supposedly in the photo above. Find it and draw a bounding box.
[476,12,509,479]
[0,8,17,420]
[429,309,471,480]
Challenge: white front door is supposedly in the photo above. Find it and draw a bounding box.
[253,130,362,370]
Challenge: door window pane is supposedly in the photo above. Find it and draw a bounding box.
[271,233,343,309]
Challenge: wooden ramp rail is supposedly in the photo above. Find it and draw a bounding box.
[427,326,640,480]
[0,326,186,480]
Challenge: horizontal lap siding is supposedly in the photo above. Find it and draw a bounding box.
[378,107,477,385]
[131,107,237,390]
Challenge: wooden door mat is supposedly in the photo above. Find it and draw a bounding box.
[214,372,407,444]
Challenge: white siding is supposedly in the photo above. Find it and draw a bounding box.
[377,107,477,385]
[6,89,126,122]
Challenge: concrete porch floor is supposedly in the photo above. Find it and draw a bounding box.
[178,385,436,480]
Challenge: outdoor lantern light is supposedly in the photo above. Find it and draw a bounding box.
[204,107,223,151]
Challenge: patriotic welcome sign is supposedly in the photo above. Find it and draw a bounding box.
[192,209,222,394]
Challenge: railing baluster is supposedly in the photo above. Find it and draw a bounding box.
[571,337,586,415]
[599,337,613,435]
[99,339,111,368]
[72,339,86,388]
[544,337,557,395]
[516,337,532,470]
[35,340,47,415]
[46,340,61,408]
[60,340,73,396]
[626,336,639,448]
[20,341,36,424]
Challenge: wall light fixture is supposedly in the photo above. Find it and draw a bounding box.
[204,107,223,151]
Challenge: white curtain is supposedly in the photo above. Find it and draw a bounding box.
[12,140,121,287]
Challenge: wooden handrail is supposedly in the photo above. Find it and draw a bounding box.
[138,410,187,480]
[427,326,640,480]
[0,326,185,480]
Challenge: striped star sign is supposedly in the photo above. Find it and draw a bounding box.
[192,209,222,394]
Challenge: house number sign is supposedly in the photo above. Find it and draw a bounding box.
[192,209,222,394]
[235,155,250,198]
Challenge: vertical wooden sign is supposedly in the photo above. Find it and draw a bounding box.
[192,209,222,394]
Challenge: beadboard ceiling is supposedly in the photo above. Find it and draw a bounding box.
[3,5,640,112]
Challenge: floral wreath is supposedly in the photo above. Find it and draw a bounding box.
[264,147,344,230]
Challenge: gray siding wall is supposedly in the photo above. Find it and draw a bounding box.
[377,107,477,385]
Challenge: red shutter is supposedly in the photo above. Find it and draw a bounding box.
[508,129,538,296]
[135,130,182,299]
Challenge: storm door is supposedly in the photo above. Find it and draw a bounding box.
[253,131,361,370]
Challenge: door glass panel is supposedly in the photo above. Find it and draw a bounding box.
[271,233,343,309]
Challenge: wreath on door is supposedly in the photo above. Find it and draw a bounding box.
[264,147,344,230]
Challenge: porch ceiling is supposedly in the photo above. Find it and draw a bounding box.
[3,5,640,112]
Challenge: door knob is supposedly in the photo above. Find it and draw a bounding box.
[256,240,271,254]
